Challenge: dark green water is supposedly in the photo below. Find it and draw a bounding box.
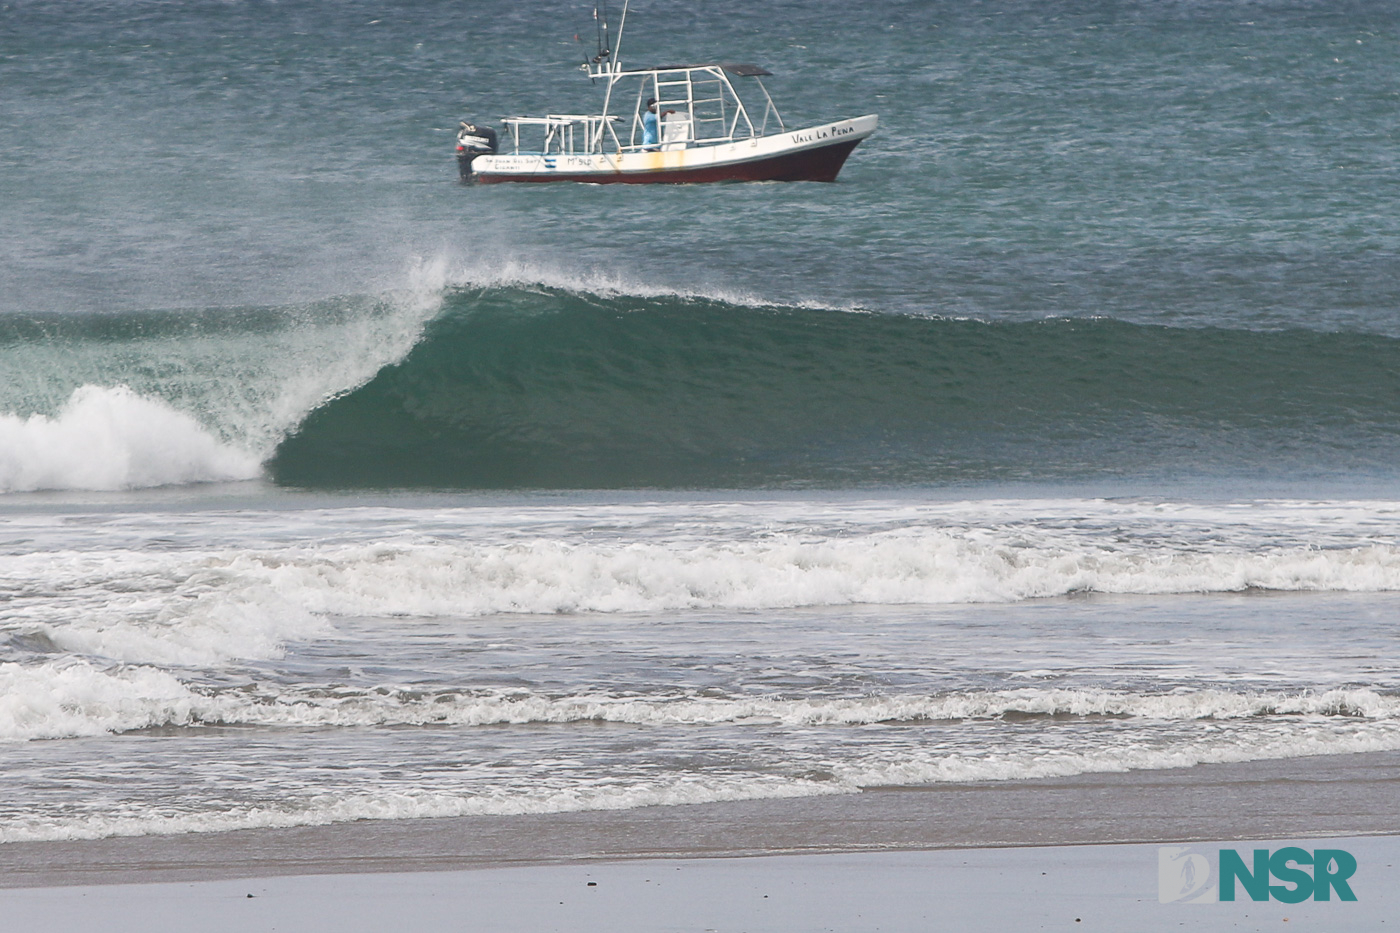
[270,288,1400,486]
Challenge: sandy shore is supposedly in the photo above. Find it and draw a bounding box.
[3,751,1398,889]
[2,835,1395,933]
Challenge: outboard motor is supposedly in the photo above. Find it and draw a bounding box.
[456,121,498,182]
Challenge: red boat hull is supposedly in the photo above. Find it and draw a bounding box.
[475,137,864,185]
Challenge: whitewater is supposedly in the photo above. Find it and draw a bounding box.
[3,490,1399,842]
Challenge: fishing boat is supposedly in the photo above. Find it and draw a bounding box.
[456,2,877,185]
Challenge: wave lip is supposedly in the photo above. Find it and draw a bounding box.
[0,385,260,492]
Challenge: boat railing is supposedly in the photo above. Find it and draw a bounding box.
[501,114,619,155]
[581,63,784,155]
[617,65,765,153]
[500,64,788,158]
[753,78,785,136]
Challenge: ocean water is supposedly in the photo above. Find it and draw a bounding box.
[2,0,1399,844]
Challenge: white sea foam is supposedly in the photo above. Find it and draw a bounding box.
[172,685,1400,733]
[0,661,201,741]
[180,535,1400,620]
[8,523,1400,671]
[3,709,1397,843]
[3,548,330,666]
[153,685,1400,730]
[836,722,1400,786]
[0,774,844,843]
[2,668,1394,744]
[0,385,261,492]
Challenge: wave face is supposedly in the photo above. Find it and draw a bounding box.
[270,287,1400,488]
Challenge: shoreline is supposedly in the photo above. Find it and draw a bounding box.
[7,840,1397,933]
[5,839,1396,933]
[5,750,1398,889]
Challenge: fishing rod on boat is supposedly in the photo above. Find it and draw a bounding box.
[601,2,612,66]
[577,3,611,82]
[591,2,612,67]
[576,33,595,81]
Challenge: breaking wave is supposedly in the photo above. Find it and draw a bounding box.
[5,666,1394,744]
[9,522,1400,670]
[0,385,260,492]
[7,280,1400,490]
[0,278,445,492]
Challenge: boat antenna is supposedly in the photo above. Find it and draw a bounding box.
[611,0,629,72]
[595,0,628,145]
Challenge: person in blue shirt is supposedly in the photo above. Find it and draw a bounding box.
[641,97,676,151]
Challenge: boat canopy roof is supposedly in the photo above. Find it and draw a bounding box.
[636,62,772,76]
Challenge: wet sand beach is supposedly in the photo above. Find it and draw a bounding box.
[4,751,1397,889]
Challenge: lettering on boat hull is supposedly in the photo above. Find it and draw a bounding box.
[474,116,877,185]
